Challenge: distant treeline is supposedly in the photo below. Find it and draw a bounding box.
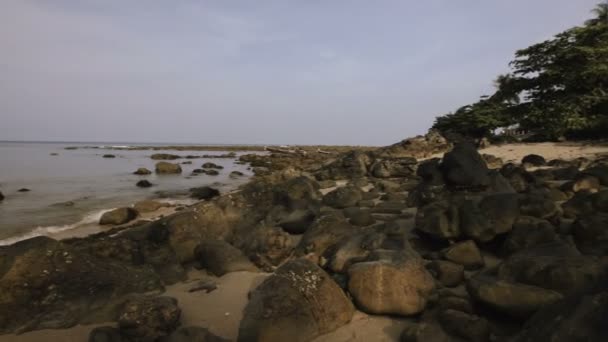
[433,3,608,141]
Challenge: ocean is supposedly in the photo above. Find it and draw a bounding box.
[0,141,253,245]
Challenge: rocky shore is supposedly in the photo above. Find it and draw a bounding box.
[1,132,608,342]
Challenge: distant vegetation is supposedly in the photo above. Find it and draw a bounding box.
[433,3,608,141]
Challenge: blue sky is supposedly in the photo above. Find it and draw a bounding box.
[0,0,600,145]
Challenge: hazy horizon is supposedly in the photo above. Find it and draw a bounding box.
[0,1,600,146]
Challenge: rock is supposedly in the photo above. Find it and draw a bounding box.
[345,208,376,227]
[522,154,546,167]
[370,157,417,178]
[376,130,451,159]
[295,214,356,258]
[232,225,297,269]
[324,232,385,273]
[466,275,563,318]
[315,150,373,180]
[415,201,461,240]
[497,245,607,297]
[438,309,490,342]
[50,152,59,156]
[511,289,608,342]
[322,186,363,209]
[0,237,163,333]
[277,208,317,234]
[134,200,167,213]
[100,207,139,225]
[502,217,560,255]
[136,180,153,188]
[274,176,322,210]
[426,260,464,287]
[202,162,223,169]
[203,169,219,176]
[194,240,258,276]
[561,175,601,194]
[237,259,354,342]
[134,168,152,175]
[571,212,608,255]
[88,326,125,342]
[582,164,608,186]
[551,166,580,180]
[17,188,30,192]
[459,193,519,243]
[0,191,3,201]
[519,193,560,219]
[155,162,182,174]
[400,322,451,342]
[500,163,534,193]
[440,143,489,189]
[417,158,444,185]
[347,260,435,316]
[102,154,116,158]
[151,153,181,160]
[118,296,181,342]
[190,186,220,200]
[442,240,484,270]
[162,326,229,342]
[230,171,244,178]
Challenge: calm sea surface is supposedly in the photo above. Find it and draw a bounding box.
[0,141,252,243]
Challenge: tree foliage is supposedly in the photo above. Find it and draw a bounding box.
[432,3,608,140]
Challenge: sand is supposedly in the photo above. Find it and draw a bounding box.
[430,141,608,163]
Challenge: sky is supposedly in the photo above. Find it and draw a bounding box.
[0,0,601,145]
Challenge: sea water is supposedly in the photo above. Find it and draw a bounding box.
[0,141,253,244]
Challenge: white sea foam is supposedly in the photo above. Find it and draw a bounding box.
[0,209,110,246]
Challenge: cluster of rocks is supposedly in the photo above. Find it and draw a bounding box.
[150,153,237,160]
[2,134,607,341]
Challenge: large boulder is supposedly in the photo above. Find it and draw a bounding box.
[273,176,322,210]
[322,186,363,209]
[141,201,242,263]
[295,214,357,259]
[459,193,519,243]
[440,143,489,189]
[438,309,490,342]
[117,296,181,342]
[370,157,417,178]
[376,130,451,159]
[315,150,373,180]
[415,201,461,241]
[190,186,220,200]
[155,162,182,174]
[442,240,484,270]
[497,245,608,297]
[511,289,608,342]
[0,237,163,333]
[571,212,608,255]
[231,225,297,269]
[194,240,258,276]
[466,275,563,318]
[99,207,139,225]
[237,259,354,342]
[347,260,435,316]
[426,260,464,287]
[502,217,560,255]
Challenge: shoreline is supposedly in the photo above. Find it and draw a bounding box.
[1,139,608,341]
